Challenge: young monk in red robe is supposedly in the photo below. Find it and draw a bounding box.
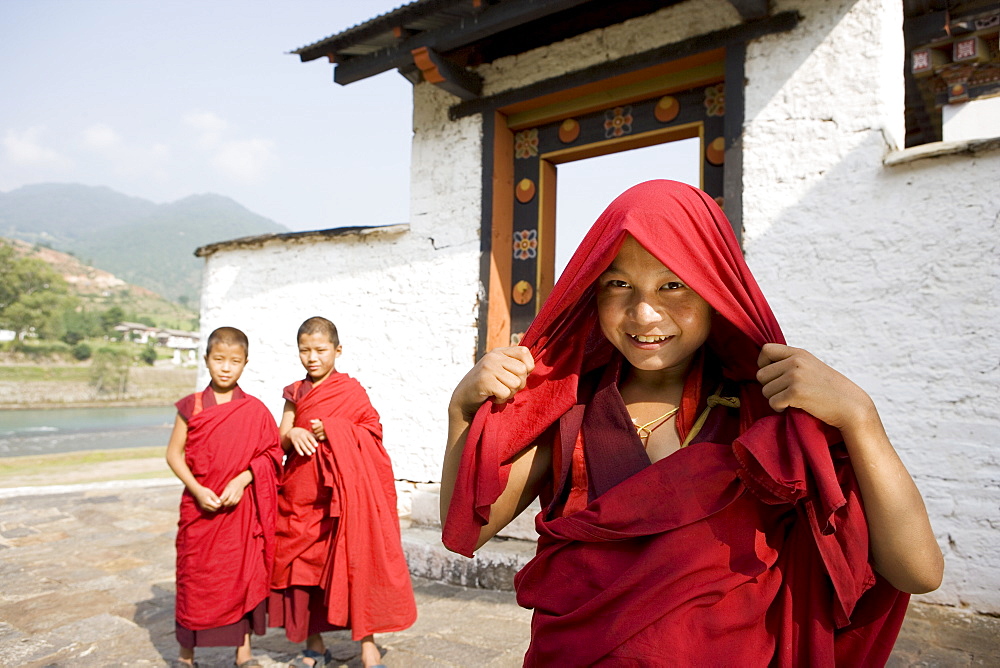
[270,316,416,668]
[166,326,282,668]
[442,181,943,666]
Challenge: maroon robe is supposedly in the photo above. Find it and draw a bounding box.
[443,180,908,665]
[270,373,417,641]
[174,386,282,635]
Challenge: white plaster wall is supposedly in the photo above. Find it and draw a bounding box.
[197,228,480,483]
[741,0,1000,612]
[478,0,742,92]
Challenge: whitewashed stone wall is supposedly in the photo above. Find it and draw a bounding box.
[740,0,1000,613]
[197,226,481,483]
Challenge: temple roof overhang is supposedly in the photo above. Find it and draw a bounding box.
[291,0,772,100]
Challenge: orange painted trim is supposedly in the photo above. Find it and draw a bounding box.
[486,111,514,350]
[411,46,445,84]
[536,160,558,308]
[534,123,706,298]
[541,122,703,165]
[501,49,724,122]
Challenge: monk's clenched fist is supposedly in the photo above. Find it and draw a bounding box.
[450,346,535,421]
[755,343,877,432]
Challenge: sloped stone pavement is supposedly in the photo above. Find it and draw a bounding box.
[0,481,996,667]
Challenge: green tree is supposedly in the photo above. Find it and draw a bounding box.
[61,309,101,345]
[100,306,126,337]
[140,343,158,365]
[0,242,76,340]
[90,347,130,398]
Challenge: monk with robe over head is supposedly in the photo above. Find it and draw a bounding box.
[270,316,416,668]
[166,326,282,668]
[441,180,943,666]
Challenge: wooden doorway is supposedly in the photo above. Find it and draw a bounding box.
[483,51,728,350]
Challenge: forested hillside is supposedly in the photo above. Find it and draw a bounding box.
[0,184,287,306]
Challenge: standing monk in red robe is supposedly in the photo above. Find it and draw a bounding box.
[166,326,282,668]
[441,181,944,666]
[270,316,416,668]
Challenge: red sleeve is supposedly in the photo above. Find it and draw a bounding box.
[175,393,196,422]
[282,379,312,404]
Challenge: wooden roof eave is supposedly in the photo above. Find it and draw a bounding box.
[292,0,784,101]
[324,0,598,86]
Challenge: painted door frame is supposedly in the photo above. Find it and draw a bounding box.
[477,48,740,352]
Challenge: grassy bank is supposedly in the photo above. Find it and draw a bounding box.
[0,446,175,488]
[0,361,196,409]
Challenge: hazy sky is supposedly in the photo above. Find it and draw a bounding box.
[1,0,701,245]
[1,0,412,232]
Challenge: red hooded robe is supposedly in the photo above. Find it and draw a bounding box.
[175,387,282,633]
[442,180,908,666]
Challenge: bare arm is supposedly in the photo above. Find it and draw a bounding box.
[757,344,944,594]
[165,414,221,512]
[278,399,318,456]
[440,346,551,551]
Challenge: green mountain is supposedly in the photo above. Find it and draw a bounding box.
[3,236,199,331]
[0,184,287,305]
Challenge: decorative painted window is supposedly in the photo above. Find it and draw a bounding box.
[904,1,1000,146]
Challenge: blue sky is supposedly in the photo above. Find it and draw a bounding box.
[0,0,412,231]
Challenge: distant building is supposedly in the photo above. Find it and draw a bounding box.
[114,322,157,344]
[114,322,199,364]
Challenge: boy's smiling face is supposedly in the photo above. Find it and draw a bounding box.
[596,235,712,377]
[204,341,248,393]
[298,332,342,383]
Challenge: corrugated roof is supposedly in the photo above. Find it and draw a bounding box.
[291,0,689,88]
[291,0,475,61]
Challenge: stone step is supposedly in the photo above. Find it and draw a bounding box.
[401,524,536,592]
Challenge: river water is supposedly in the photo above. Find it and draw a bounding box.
[0,406,176,457]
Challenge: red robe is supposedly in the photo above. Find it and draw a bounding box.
[443,180,909,665]
[271,372,416,640]
[175,387,282,631]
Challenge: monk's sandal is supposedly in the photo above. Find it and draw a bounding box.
[289,649,333,667]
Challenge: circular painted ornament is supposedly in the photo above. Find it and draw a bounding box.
[654,96,680,123]
[512,280,534,305]
[558,118,580,143]
[516,178,536,203]
[705,136,726,165]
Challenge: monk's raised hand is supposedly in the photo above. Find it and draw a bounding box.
[451,346,535,421]
[755,343,876,432]
[310,418,327,442]
[288,426,319,457]
[193,485,222,512]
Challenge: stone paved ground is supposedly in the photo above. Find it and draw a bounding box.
[0,481,996,667]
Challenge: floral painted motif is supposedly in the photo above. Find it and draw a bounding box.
[513,229,538,260]
[704,83,725,117]
[603,106,633,138]
[514,129,539,158]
